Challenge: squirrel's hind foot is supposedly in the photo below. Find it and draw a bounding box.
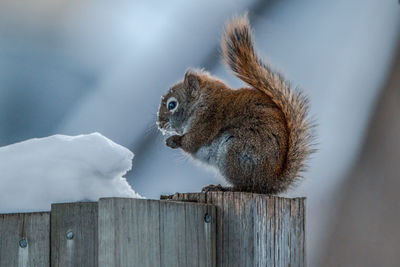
[201,184,234,193]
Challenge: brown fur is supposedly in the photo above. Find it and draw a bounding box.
[157,15,314,194]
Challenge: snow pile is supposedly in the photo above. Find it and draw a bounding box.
[0,132,141,213]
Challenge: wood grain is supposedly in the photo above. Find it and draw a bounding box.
[163,192,305,267]
[98,198,216,267]
[50,202,98,267]
[0,212,50,267]
[0,193,303,266]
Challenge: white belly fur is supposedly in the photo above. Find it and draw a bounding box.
[193,134,233,175]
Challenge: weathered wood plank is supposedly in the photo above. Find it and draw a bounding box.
[0,212,50,267]
[159,201,186,266]
[98,198,161,267]
[206,192,224,267]
[51,202,98,267]
[98,198,216,267]
[183,200,216,267]
[162,192,305,267]
[240,193,255,267]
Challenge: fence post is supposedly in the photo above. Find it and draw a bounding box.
[0,193,304,267]
[0,212,50,267]
[162,192,306,267]
[98,198,216,267]
[51,202,98,267]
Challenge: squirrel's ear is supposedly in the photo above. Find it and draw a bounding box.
[184,70,200,96]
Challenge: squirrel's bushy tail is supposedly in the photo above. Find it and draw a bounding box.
[221,14,314,187]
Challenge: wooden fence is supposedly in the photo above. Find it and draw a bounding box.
[0,192,305,267]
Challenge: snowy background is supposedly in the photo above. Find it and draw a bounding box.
[0,0,399,266]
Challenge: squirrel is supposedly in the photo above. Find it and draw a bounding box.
[156,15,314,194]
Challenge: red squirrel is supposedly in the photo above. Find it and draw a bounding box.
[157,15,314,194]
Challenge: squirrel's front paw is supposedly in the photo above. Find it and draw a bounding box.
[166,135,182,149]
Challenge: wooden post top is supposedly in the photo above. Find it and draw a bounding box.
[161,191,306,267]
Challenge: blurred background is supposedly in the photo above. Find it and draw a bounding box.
[0,0,399,266]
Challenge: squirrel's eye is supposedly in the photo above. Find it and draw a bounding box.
[168,101,176,110]
[166,97,179,112]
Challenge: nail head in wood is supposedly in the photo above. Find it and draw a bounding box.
[204,213,212,223]
[19,238,28,248]
[66,230,74,240]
